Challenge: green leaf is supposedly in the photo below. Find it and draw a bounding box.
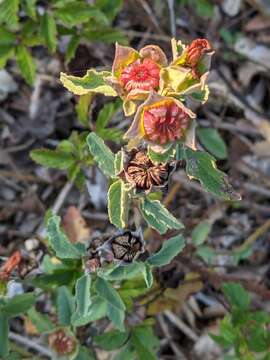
[114,150,124,175]
[143,263,153,288]
[0,0,19,29]
[57,286,75,326]
[0,27,16,45]
[102,263,142,281]
[66,34,80,63]
[222,282,250,310]
[41,12,57,53]
[185,148,241,201]
[24,0,37,20]
[96,0,123,22]
[140,198,184,234]
[30,148,74,169]
[82,28,128,45]
[0,44,14,69]
[95,330,129,351]
[95,277,125,311]
[71,296,107,327]
[15,45,36,86]
[195,245,214,262]
[86,132,115,178]
[147,235,185,267]
[197,128,228,160]
[148,145,175,163]
[60,69,117,96]
[0,314,9,358]
[74,274,91,317]
[108,180,130,229]
[0,293,36,316]
[76,93,93,127]
[114,343,136,360]
[131,326,159,360]
[74,346,95,360]
[27,308,54,333]
[46,215,82,259]
[55,4,109,26]
[107,304,125,331]
[191,221,212,246]
[96,101,119,131]
[194,0,214,17]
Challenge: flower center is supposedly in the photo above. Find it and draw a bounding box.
[120,58,160,92]
[143,102,190,144]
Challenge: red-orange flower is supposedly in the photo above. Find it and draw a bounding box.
[143,101,190,144]
[124,93,195,147]
[106,43,168,116]
[120,58,160,92]
[186,38,211,68]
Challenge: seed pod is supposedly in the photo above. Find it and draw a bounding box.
[120,147,175,194]
[97,229,145,264]
[48,329,76,356]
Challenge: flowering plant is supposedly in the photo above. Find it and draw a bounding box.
[1,38,242,360]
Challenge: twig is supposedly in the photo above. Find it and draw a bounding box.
[0,170,50,183]
[137,0,164,34]
[167,0,176,37]
[6,139,35,153]
[29,76,43,120]
[164,310,199,342]
[158,314,188,360]
[9,332,52,358]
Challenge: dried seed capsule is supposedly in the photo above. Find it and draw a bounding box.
[48,329,76,356]
[97,229,145,264]
[121,148,175,194]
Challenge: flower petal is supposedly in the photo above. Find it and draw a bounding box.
[139,45,168,66]
[112,43,139,78]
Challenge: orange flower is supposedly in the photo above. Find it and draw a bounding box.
[124,93,195,147]
[106,43,168,115]
[143,101,190,144]
[120,58,160,92]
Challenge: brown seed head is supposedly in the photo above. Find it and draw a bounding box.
[126,150,171,191]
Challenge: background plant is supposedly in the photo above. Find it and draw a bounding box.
[0,0,126,85]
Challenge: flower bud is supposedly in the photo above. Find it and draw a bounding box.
[186,39,211,68]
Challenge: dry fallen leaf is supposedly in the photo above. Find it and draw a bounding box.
[244,14,270,32]
[63,206,91,243]
[147,274,203,315]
